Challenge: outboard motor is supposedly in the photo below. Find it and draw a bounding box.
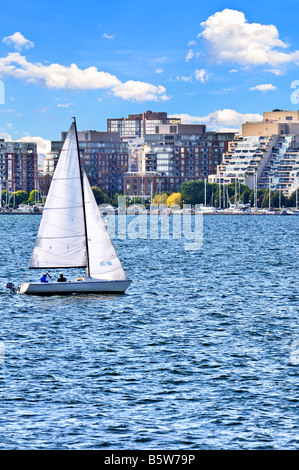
[6,282,16,294]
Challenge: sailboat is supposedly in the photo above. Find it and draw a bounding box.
[17,119,132,295]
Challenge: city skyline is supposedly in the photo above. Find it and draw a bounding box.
[1,0,299,156]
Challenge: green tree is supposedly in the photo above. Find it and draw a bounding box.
[28,190,42,205]
[91,186,111,205]
[240,187,251,204]
[180,180,205,205]
[111,193,123,207]
[256,189,266,208]
[1,190,7,206]
[270,190,288,208]
[10,190,28,207]
[179,180,252,207]
[287,190,298,208]
[261,188,275,208]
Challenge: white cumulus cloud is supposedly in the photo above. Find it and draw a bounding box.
[0,130,13,141]
[185,49,194,62]
[0,51,169,102]
[2,32,34,51]
[176,69,211,84]
[249,83,277,92]
[180,76,193,82]
[19,135,51,155]
[0,131,51,157]
[198,9,299,67]
[170,109,262,132]
[195,68,210,83]
[103,33,114,40]
[263,68,284,76]
[112,81,169,102]
[0,52,120,89]
[57,102,73,107]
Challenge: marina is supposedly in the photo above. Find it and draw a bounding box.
[1,206,298,216]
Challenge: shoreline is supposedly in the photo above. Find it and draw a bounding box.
[0,210,298,216]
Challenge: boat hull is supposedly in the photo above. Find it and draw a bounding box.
[17,278,132,295]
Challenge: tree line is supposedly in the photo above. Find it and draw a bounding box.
[179,180,298,208]
[1,190,42,207]
[91,181,298,209]
[2,181,298,209]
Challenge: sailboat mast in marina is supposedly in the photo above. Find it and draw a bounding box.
[17,118,132,295]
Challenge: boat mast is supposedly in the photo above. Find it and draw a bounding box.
[72,117,91,278]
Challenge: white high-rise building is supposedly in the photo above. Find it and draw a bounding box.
[209,110,299,196]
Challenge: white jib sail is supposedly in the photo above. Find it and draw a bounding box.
[29,123,87,269]
[83,172,127,281]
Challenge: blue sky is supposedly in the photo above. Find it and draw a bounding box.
[1,0,299,154]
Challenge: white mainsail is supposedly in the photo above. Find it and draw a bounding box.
[83,172,127,280]
[29,123,87,269]
[16,118,132,295]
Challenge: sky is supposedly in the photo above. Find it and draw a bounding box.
[1,0,299,155]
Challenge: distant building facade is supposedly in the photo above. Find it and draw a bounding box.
[107,110,181,139]
[0,139,37,196]
[37,111,237,199]
[42,130,129,195]
[123,130,234,196]
[43,151,59,176]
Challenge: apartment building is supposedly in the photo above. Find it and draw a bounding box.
[107,110,181,138]
[0,139,37,195]
[43,151,59,176]
[124,131,234,196]
[41,130,129,195]
[209,110,299,196]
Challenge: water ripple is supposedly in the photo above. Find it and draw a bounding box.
[0,214,298,449]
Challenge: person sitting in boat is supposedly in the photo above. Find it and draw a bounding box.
[40,272,51,283]
[57,273,66,282]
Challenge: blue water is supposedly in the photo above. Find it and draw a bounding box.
[0,214,298,449]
